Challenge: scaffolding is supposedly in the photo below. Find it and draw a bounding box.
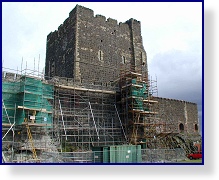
[2,65,200,163]
[118,63,162,148]
[2,67,57,163]
[51,76,125,153]
[2,66,127,163]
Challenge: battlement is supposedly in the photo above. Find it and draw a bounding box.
[49,4,142,36]
[69,4,140,28]
[95,14,106,22]
[126,18,141,24]
[47,30,58,41]
[74,4,94,19]
[58,24,63,31]
[63,17,70,27]
[118,22,129,30]
[106,17,118,26]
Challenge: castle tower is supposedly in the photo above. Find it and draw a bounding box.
[45,5,147,86]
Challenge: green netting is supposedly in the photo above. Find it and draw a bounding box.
[129,80,148,110]
[2,93,18,107]
[20,76,42,85]
[130,83,147,98]
[2,76,54,126]
[42,98,53,112]
[131,89,138,96]
[141,83,148,99]
[18,93,43,109]
[20,76,43,94]
[2,81,20,93]
[134,99,143,110]
[14,110,25,125]
[43,84,54,99]
[2,109,15,117]
[131,79,137,84]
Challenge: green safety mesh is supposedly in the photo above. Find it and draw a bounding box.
[20,76,43,94]
[2,76,53,126]
[130,79,148,110]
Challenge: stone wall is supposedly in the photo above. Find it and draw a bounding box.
[141,148,186,163]
[154,97,200,136]
[45,7,77,78]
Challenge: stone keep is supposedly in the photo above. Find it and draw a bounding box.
[45,5,147,85]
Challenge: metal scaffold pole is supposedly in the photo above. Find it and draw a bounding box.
[89,101,100,140]
[59,99,67,141]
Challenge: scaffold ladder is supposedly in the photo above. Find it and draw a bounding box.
[114,104,127,143]
[24,118,38,161]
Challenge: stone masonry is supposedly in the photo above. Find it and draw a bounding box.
[154,97,200,138]
[45,5,147,86]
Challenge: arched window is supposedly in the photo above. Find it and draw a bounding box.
[122,56,126,64]
[195,124,198,131]
[98,50,103,62]
[179,123,184,131]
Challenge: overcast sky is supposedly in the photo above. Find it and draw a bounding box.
[2,2,202,133]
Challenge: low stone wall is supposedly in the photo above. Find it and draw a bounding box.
[141,148,186,163]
